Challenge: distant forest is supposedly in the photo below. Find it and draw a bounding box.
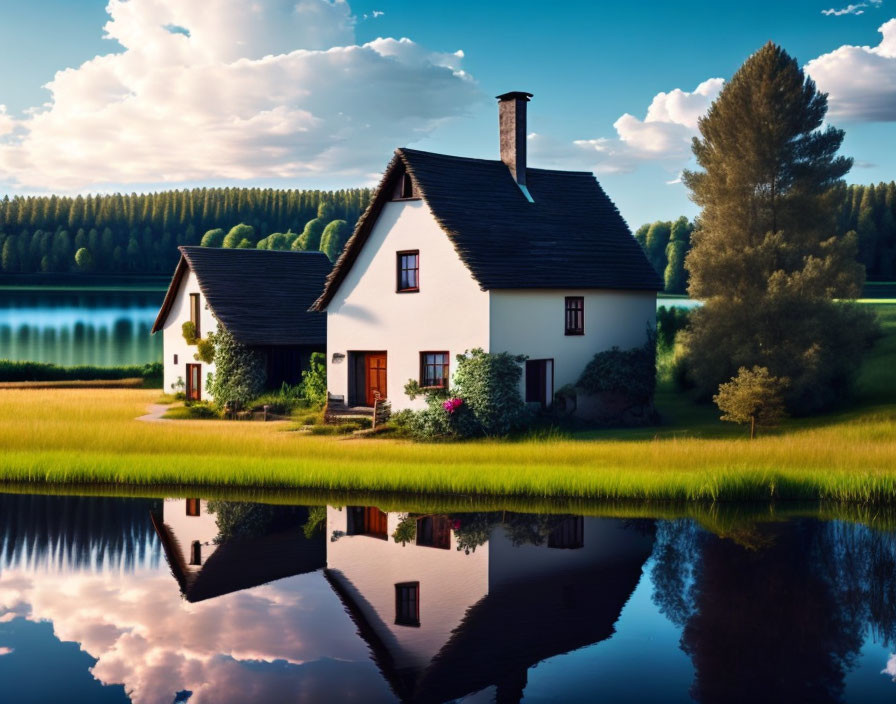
[637,181,896,293]
[0,187,372,276]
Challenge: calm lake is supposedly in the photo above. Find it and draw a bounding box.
[1,491,895,703]
[0,287,694,368]
[0,287,165,366]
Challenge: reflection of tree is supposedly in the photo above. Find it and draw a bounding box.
[651,520,701,627]
[651,519,896,703]
[206,501,306,543]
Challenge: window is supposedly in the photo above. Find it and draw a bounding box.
[189,293,201,338]
[565,296,584,335]
[548,516,584,549]
[395,582,420,626]
[346,506,388,539]
[420,352,449,388]
[397,251,419,292]
[173,354,178,365]
[185,498,200,516]
[393,172,417,200]
[401,173,414,198]
[416,516,451,549]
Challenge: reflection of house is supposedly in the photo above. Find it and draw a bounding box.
[151,499,325,602]
[312,92,661,412]
[152,246,330,399]
[325,507,654,703]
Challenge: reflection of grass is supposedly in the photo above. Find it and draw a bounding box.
[0,304,893,503]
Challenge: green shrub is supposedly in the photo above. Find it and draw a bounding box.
[578,331,657,403]
[164,401,219,420]
[141,362,163,386]
[0,360,155,383]
[300,352,327,407]
[194,335,215,364]
[206,327,266,408]
[181,321,197,345]
[400,348,530,441]
[656,306,691,349]
[252,382,308,415]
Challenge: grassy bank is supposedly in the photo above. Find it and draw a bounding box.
[0,304,892,502]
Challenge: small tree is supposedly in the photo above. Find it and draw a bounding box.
[200,228,225,247]
[221,223,255,249]
[713,366,789,439]
[320,219,349,262]
[74,247,93,272]
[300,352,327,407]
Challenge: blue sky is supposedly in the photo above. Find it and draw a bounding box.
[0,0,893,227]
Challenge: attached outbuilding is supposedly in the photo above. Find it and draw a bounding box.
[153,246,329,400]
[311,92,662,413]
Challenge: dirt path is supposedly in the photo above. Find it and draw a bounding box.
[136,403,172,422]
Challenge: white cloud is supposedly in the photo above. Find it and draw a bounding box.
[529,78,723,175]
[0,0,479,191]
[822,0,883,16]
[805,18,896,121]
[0,647,13,656]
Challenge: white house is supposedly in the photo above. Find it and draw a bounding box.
[324,506,654,701]
[311,92,663,412]
[152,246,330,400]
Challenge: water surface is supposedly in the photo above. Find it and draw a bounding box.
[0,287,164,366]
[1,492,895,703]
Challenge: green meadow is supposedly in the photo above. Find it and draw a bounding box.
[0,303,893,503]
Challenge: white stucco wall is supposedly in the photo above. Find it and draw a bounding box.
[325,200,490,411]
[325,507,489,672]
[160,269,218,398]
[488,289,656,402]
[161,498,220,570]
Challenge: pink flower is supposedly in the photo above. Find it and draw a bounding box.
[442,397,463,414]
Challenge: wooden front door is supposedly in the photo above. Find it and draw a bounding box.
[186,363,201,401]
[365,353,387,406]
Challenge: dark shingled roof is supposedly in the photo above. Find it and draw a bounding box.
[312,148,662,310]
[152,246,330,346]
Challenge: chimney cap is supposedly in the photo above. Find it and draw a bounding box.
[496,91,533,102]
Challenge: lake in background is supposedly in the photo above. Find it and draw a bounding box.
[0,287,165,366]
[1,491,895,703]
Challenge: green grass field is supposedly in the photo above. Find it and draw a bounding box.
[0,304,893,503]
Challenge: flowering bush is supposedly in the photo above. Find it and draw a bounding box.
[399,349,530,440]
[442,397,463,414]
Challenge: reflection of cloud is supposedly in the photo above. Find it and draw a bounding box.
[882,653,896,680]
[0,569,389,704]
[0,647,13,656]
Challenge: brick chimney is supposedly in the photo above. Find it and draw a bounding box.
[497,91,533,188]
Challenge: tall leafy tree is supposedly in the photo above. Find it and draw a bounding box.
[681,42,875,413]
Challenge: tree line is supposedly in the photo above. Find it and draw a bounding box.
[636,181,896,294]
[0,187,371,275]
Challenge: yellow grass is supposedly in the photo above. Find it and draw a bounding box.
[0,385,894,501]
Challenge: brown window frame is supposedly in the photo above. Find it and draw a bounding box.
[393,172,420,200]
[189,293,201,338]
[397,250,420,293]
[565,296,584,336]
[419,351,449,389]
[185,498,200,516]
[416,515,451,550]
[346,506,388,540]
[173,354,178,365]
[395,581,420,627]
